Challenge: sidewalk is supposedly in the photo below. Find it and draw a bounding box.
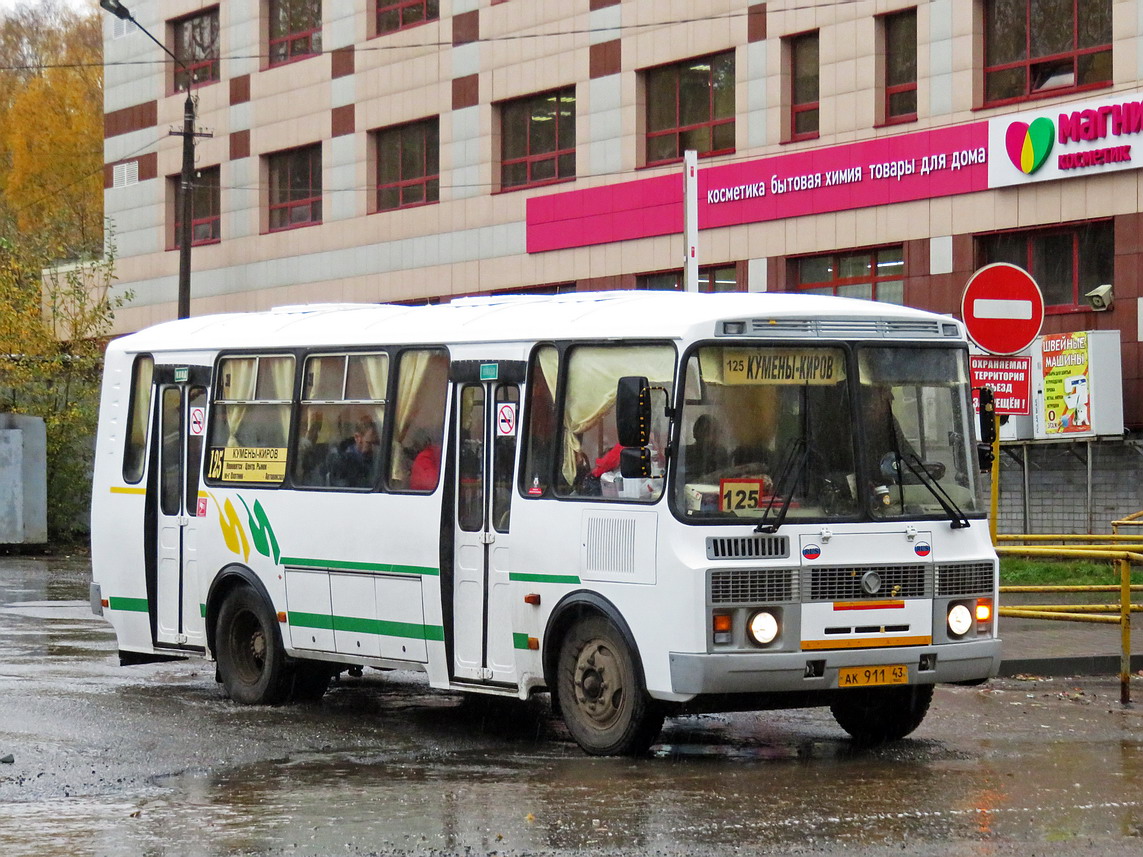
[998,608,1143,677]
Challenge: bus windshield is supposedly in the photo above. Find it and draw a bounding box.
[857,345,981,521]
[673,343,981,523]
[674,345,858,522]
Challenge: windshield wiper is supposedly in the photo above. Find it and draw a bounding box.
[755,437,808,533]
[892,451,970,529]
[757,391,815,533]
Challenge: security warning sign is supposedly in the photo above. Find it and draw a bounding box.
[970,355,1031,415]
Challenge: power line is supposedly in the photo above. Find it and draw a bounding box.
[0,2,855,73]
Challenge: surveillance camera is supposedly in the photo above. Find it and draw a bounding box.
[1085,283,1113,311]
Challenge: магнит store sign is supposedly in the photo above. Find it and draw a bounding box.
[987,91,1143,187]
[526,90,1143,253]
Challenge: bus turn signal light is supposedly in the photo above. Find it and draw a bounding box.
[976,599,992,623]
[713,613,733,645]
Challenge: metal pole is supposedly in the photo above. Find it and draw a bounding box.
[989,413,1001,545]
[177,92,195,319]
[682,149,698,292]
[1121,557,1132,705]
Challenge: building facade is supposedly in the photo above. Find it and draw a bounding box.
[104,0,1142,447]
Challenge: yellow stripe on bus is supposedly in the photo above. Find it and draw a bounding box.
[801,635,931,651]
[110,486,147,495]
[833,600,906,611]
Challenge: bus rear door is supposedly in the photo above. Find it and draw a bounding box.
[451,365,522,684]
[152,365,209,650]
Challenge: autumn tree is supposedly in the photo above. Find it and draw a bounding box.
[0,1,121,541]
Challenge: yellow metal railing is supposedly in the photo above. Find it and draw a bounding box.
[996,535,1141,704]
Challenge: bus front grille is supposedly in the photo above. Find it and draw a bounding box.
[710,568,798,604]
[804,565,930,601]
[706,535,790,560]
[936,562,995,596]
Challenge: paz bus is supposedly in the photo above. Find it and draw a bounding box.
[90,291,1000,755]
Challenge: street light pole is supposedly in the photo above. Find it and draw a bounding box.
[100,0,195,320]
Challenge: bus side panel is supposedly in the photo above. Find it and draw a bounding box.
[196,490,447,680]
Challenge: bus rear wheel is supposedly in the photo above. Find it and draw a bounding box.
[215,585,292,705]
[829,684,934,744]
[557,616,663,756]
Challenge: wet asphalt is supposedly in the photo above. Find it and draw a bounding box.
[4,555,1143,857]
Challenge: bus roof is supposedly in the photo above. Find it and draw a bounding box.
[109,291,966,354]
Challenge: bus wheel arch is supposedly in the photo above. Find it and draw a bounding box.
[205,564,274,657]
[543,592,664,756]
[208,566,293,705]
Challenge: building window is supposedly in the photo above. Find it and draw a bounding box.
[984,0,1112,106]
[788,31,819,141]
[883,9,917,124]
[500,88,576,190]
[977,221,1113,311]
[267,145,322,232]
[644,52,735,166]
[268,0,322,66]
[172,166,221,248]
[376,0,439,36]
[171,7,220,91]
[793,246,904,304]
[374,118,439,211]
[636,265,739,293]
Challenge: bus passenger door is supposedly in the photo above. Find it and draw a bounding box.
[154,369,208,650]
[452,379,521,684]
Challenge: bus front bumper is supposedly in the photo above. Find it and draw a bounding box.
[668,639,1002,695]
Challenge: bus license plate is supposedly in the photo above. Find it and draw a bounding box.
[838,664,908,688]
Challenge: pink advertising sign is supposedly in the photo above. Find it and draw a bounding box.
[527,122,990,253]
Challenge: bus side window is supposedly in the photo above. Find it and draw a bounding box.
[388,348,448,492]
[556,344,675,501]
[205,354,295,487]
[294,352,388,489]
[519,345,558,498]
[122,354,154,483]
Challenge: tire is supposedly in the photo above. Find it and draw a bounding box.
[215,585,292,705]
[829,684,934,745]
[556,616,664,756]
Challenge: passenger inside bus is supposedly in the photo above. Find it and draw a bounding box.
[408,428,441,491]
[685,414,729,479]
[326,415,381,488]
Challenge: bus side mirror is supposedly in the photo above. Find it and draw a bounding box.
[620,447,651,478]
[616,376,651,447]
[977,387,996,471]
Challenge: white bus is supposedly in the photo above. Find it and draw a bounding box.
[90,291,1000,755]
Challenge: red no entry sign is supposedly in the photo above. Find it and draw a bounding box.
[961,263,1044,355]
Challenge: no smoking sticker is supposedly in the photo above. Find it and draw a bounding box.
[189,407,206,437]
[496,404,516,437]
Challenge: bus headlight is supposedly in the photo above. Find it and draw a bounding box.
[748,610,780,645]
[947,603,973,637]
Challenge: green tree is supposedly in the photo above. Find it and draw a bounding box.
[1,2,120,542]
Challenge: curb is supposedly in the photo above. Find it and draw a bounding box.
[999,654,1143,678]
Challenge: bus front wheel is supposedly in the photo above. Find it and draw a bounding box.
[829,684,934,744]
[556,616,663,756]
[215,585,292,705]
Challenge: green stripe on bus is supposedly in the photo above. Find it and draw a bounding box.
[289,611,443,642]
[508,572,581,584]
[288,611,334,630]
[108,597,149,613]
[513,632,532,650]
[281,557,439,576]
